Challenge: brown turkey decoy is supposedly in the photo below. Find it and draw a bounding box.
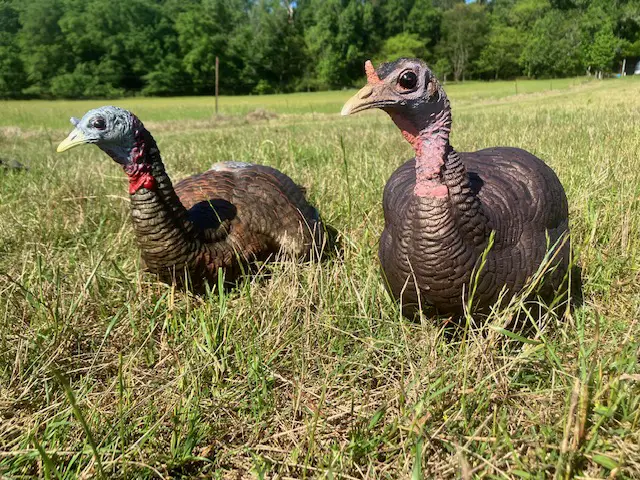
[57,106,324,288]
[342,58,573,317]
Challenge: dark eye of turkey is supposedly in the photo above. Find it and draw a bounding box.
[92,118,106,130]
[398,70,418,90]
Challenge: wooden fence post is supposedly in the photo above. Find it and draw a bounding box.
[215,56,219,115]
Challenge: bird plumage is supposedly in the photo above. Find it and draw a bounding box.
[57,106,324,288]
[343,59,572,316]
[379,147,570,315]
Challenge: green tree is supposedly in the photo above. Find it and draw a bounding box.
[232,0,306,93]
[578,1,624,76]
[0,0,639,99]
[476,25,523,79]
[303,0,376,88]
[303,0,345,88]
[406,0,442,53]
[17,0,72,96]
[585,23,620,76]
[433,57,452,81]
[520,9,583,77]
[432,0,464,8]
[141,1,193,95]
[376,32,427,63]
[380,0,411,37]
[619,0,640,42]
[440,3,489,81]
[0,1,26,97]
[57,0,167,96]
[505,0,551,29]
[175,0,239,94]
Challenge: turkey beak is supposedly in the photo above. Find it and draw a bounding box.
[342,60,395,115]
[56,128,89,153]
[341,84,395,116]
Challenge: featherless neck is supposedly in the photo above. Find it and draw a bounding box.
[123,125,164,195]
[123,126,199,272]
[124,127,187,224]
[413,104,452,198]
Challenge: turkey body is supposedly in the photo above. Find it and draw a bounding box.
[341,57,572,317]
[56,105,325,289]
[379,146,570,316]
[131,160,324,287]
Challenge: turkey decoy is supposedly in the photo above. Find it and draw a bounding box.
[342,58,573,317]
[0,157,28,171]
[57,106,324,288]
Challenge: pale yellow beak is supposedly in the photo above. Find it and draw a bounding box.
[340,84,394,116]
[56,128,88,152]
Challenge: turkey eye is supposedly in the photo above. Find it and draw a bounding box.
[398,71,418,90]
[92,118,106,130]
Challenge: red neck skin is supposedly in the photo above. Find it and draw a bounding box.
[388,107,451,198]
[123,121,156,195]
[124,162,156,195]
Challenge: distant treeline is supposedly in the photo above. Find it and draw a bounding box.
[0,0,638,99]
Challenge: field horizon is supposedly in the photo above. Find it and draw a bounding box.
[1,76,639,478]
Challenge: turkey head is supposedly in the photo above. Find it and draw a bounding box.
[57,106,150,167]
[343,58,453,198]
[341,58,449,153]
[57,106,157,193]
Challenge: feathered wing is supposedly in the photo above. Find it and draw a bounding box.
[174,163,323,262]
[461,148,570,300]
[379,160,419,309]
[379,147,570,315]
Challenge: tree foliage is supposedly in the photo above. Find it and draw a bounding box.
[376,33,427,63]
[0,0,637,98]
[440,3,488,81]
[520,9,584,77]
[0,1,25,96]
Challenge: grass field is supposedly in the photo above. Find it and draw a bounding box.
[1,76,639,479]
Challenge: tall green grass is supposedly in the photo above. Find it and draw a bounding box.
[1,76,639,478]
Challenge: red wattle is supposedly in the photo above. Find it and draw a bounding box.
[388,111,449,198]
[128,171,156,194]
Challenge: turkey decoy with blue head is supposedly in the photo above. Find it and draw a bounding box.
[57,106,325,288]
[342,58,575,317]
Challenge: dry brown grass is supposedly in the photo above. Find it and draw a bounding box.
[1,77,639,478]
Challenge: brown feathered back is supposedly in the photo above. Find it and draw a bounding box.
[176,162,322,259]
[379,147,570,316]
[129,156,324,287]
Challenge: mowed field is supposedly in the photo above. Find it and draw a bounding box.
[1,77,639,478]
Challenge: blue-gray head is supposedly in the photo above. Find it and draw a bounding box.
[56,106,148,166]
